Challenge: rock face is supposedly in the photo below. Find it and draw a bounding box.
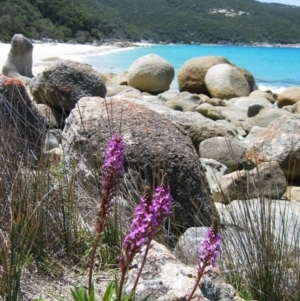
[62,97,218,230]
[200,158,229,193]
[0,74,45,161]
[178,56,230,94]
[246,114,300,181]
[205,64,250,99]
[212,161,287,203]
[277,86,300,108]
[125,241,244,301]
[218,199,300,248]
[199,137,247,172]
[242,107,290,133]
[127,54,174,93]
[163,91,203,111]
[30,60,106,114]
[249,89,276,103]
[112,96,238,154]
[2,34,34,84]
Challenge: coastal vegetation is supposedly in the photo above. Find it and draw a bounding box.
[1,0,300,44]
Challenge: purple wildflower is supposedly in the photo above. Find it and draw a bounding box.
[151,173,172,227]
[198,218,221,268]
[117,174,172,300]
[102,135,126,198]
[95,134,125,233]
[122,174,172,257]
[89,134,125,292]
[122,186,154,258]
[187,218,221,301]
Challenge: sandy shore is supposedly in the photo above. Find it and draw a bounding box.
[0,42,136,76]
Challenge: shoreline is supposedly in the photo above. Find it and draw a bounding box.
[1,41,300,77]
[0,42,137,76]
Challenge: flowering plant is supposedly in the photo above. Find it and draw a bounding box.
[187,217,221,301]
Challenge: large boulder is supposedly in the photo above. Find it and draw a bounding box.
[62,97,218,231]
[127,54,174,93]
[112,95,238,154]
[277,86,300,108]
[212,161,287,204]
[178,56,230,94]
[218,198,300,247]
[2,34,34,84]
[0,74,45,161]
[30,60,106,115]
[205,64,250,99]
[246,114,300,181]
[199,137,248,172]
[236,67,256,92]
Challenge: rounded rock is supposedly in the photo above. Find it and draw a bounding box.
[205,64,250,99]
[178,56,230,94]
[127,54,174,93]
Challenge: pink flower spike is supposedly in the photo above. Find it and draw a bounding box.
[199,218,221,268]
[102,135,126,201]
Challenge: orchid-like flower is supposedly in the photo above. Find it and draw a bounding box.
[89,135,126,292]
[118,174,172,301]
[198,218,221,268]
[187,218,221,301]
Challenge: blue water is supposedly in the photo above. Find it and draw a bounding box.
[82,44,300,92]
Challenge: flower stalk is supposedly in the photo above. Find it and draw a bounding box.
[187,217,221,301]
[117,174,172,301]
[88,135,125,293]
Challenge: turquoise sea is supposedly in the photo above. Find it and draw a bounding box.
[82,44,300,93]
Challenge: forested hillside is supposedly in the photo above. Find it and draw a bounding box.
[1,0,300,44]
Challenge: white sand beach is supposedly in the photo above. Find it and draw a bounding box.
[0,42,135,76]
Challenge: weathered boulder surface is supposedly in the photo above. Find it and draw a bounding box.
[217,199,300,247]
[244,126,266,143]
[277,86,300,108]
[127,54,174,93]
[2,34,34,84]
[200,158,229,193]
[30,60,106,114]
[212,161,287,204]
[199,137,247,172]
[112,95,238,154]
[206,105,248,123]
[62,97,218,229]
[106,71,128,86]
[157,90,180,102]
[125,241,244,301]
[34,103,64,128]
[235,67,256,92]
[229,96,272,110]
[0,74,45,160]
[205,64,250,99]
[246,114,300,181]
[242,107,291,133]
[249,89,276,103]
[163,91,203,111]
[178,56,230,94]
